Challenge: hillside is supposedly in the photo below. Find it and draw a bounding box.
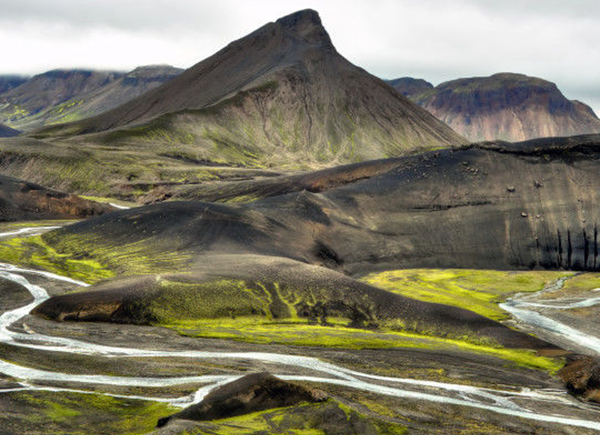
[0,66,182,132]
[0,69,125,131]
[36,9,466,170]
[24,134,600,362]
[34,134,600,274]
[392,73,600,142]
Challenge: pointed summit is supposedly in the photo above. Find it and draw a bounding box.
[37,9,465,170]
[276,9,333,47]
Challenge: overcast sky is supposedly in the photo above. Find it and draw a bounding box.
[1,0,598,113]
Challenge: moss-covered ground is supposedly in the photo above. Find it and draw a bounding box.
[163,317,561,373]
[361,269,573,321]
[0,236,567,373]
[171,400,406,435]
[3,390,177,435]
[0,235,114,283]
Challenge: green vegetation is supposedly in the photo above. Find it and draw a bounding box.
[175,400,406,435]
[0,235,114,283]
[9,390,176,435]
[165,316,561,373]
[361,269,572,321]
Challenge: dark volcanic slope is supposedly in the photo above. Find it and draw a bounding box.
[0,175,115,221]
[0,123,19,138]
[0,69,125,131]
[35,135,600,351]
[37,10,466,167]
[47,134,600,273]
[398,73,600,142]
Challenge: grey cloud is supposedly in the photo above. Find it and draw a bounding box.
[0,0,597,113]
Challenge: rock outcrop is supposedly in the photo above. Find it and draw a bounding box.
[559,355,600,402]
[157,373,327,427]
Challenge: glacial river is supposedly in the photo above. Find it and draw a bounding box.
[0,243,599,430]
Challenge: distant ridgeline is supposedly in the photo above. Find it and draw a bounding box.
[388,73,600,142]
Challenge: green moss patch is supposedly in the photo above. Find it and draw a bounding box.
[361,269,572,321]
[6,390,176,435]
[176,400,406,435]
[0,235,114,283]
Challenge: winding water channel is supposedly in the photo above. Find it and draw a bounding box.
[0,236,599,430]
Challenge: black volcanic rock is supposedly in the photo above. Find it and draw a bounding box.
[401,73,600,142]
[157,373,327,427]
[388,77,433,97]
[37,9,466,167]
[43,134,600,273]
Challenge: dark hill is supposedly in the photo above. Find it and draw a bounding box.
[42,134,600,274]
[0,174,115,221]
[36,9,466,168]
[33,253,553,350]
[157,372,325,427]
[396,73,600,142]
[31,134,600,354]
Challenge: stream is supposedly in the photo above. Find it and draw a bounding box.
[0,239,599,430]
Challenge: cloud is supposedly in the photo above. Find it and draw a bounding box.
[0,0,598,112]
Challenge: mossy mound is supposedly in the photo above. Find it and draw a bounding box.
[33,254,556,352]
[153,373,404,435]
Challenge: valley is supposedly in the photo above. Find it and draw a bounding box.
[1,5,600,434]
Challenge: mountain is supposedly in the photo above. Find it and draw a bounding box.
[391,73,600,142]
[0,122,19,137]
[0,69,125,130]
[0,75,29,94]
[0,66,183,131]
[37,9,466,169]
[32,134,600,356]
[387,76,433,97]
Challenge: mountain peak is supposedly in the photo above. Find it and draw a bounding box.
[275,9,333,47]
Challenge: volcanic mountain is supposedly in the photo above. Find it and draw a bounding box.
[0,66,182,132]
[37,9,466,168]
[390,73,600,142]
